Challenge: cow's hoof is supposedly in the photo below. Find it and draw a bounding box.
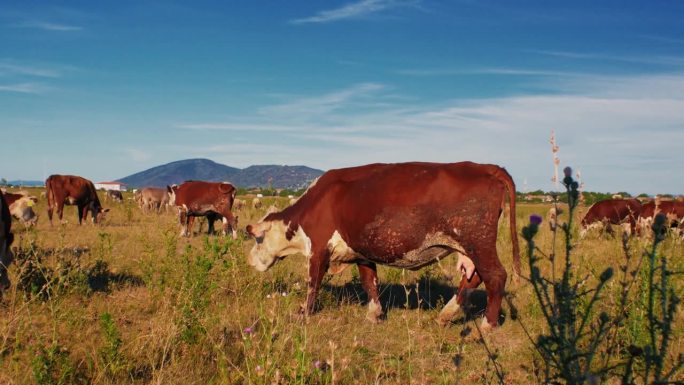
[436,295,462,327]
[365,300,384,324]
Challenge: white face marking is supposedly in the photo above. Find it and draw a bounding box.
[248,220,311,272]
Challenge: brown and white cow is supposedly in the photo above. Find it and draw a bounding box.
[0,191,14,296]
[246,162,520,329]
[579,198,642,238]
[105,190,124,203]
[167,181,238,238]
[139,187,170,213]
[46,175,109,225]
[638,200,684,235]
[3,192,38,226]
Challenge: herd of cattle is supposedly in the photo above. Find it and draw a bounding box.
[0,162,683,329]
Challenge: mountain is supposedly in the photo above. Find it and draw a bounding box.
[118,159,239,188]
[234,165,324,189]
[117,159,324,189]
[7,180,44,187]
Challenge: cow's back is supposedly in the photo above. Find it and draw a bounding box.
[268,162,513,265]
[46,174,101,207]
[175,181,235,207]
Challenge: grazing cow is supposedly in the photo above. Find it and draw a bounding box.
[167,181,238,238]
[0,191,14,296]
[139,187,170,213]
[105,190,124,203]
[46,175,109,225]
[233,198,246,211]
[246,162,520,329]
[4,192,38,226]
[580,198,642,238]
[639,200,684,234]
[252,198,262,209]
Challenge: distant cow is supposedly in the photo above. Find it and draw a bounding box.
[233,198,246,211]
[0,191,14,296]
[46,175,109,225]
[105,190,124,203]
[246,162,520,330]
[639,200,684,235]
[4,192,38,226]
[580,198,642,238]
[167,181,238,238]
[252,198,262,209]
[139,187,170,213]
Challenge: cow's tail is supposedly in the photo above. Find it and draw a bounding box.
[491,166,521,278]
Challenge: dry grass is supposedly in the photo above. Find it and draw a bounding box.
[0,188,682,384]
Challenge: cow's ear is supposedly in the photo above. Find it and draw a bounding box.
[166,186,172,193]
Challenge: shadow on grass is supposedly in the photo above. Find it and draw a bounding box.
[324,277,508,325]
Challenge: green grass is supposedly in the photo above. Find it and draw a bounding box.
[0,188,681,384]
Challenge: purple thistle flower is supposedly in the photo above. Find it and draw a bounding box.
[563,167,572,178]
[243,327,254,334]
[529,214,543,225]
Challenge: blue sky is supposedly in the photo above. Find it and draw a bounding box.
[1,1,683,194]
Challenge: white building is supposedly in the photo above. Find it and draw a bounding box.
[95,181,127,191]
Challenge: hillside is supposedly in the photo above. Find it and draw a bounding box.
[117,159,323,189]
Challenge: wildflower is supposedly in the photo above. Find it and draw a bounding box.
[313,359,329,371]
[563,166,572,178]
[530,214,543,225]
[281,292,287,297]
[243,327,254,335]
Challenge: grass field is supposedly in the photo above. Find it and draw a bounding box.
[1,188,682,384]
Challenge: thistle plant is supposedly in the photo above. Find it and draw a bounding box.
[521,166,683,384]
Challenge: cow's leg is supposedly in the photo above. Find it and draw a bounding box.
[477,249,507,331]
[47,200,54,225]
[436,271,483,326]
[303,249,330,317]
[207,215,216,235]
[358,262,383,323]
[186,216,195,237]
[178,209,190,237]
[77,204,85,225]
[56,202,65,223]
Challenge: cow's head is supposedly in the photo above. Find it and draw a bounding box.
[91,203,110,224]
[166,185,178,206]
[10,197,38,227]
[245,220,311,272]
[221,215,239,240]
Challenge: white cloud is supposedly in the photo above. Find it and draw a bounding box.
[124,148,152,162]
[0,83,47,94]
[0,60,65,78]
[258,82,386,118]
[395,67,579,77]
[290,0,420,24]
[178,74,684,194]
[13,21,82,31]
